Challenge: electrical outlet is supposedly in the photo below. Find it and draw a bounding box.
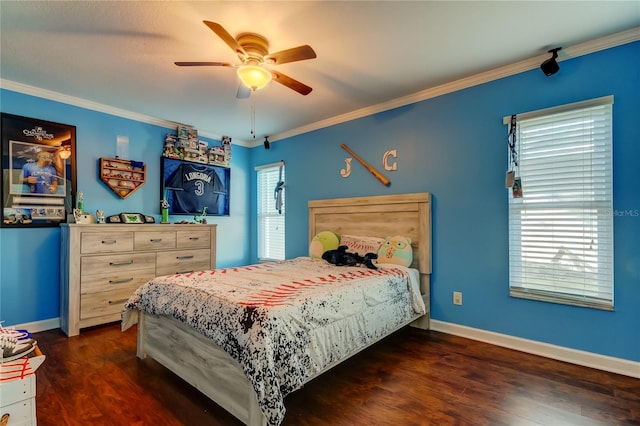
[453,291,462,305]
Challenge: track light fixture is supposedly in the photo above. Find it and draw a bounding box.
[263,136,270,150]
[540,47,561,76]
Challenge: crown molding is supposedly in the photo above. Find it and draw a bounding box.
[270,27,640,143]
[0,79,255,147]
[0,79,180,129]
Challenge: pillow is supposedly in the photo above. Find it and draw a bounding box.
[339,235,385,255]
[377,235,413,267]
[309,231,340,259]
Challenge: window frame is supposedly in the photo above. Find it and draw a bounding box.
[505,96,614,310]
[256,161,285,262]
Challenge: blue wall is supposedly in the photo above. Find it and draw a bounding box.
[0,90,251,325]
[250,42,640,363]
[1,41,638,364]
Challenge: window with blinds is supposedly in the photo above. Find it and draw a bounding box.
[256,162,285,261]
[507,96,613,310]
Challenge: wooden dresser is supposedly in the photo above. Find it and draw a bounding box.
[60,223,216,336]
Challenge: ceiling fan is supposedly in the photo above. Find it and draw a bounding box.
[175,21,316,98]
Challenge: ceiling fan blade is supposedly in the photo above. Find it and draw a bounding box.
[203,21,247,60]
[265,45,316,65]
[174,62,234,67]
[236,83,251,99]
[270,70,313,95]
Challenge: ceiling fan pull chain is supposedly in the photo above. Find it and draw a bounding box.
[250,98,256,139]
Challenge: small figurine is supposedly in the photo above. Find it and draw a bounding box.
[96,210,106,224]
[73,208,82,223]
[161,199,170,223]
[77,192,84,212]
[73,208,94,224]
[194,207,207,224]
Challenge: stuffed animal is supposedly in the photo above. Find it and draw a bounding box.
[322,245,378,269]
[377,235,413,267]
[309,231,340,259]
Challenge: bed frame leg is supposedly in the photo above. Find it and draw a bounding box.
[136,313,147,359]
[411,314,430,330]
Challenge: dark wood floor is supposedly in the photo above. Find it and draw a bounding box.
[31,322,639,426]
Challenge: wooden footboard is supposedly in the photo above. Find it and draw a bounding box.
[136,309,424,426]
[137,312,267,426]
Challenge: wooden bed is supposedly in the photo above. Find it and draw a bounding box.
[133,192,432,426]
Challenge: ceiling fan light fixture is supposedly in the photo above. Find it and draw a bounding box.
[237,65,272,91]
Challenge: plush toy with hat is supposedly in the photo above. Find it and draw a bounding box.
[309,231,340,259]
[377,235,413,267]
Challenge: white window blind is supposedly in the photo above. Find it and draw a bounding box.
[256,162,285,261]
[507,96,613,310]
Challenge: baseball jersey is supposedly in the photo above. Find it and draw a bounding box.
[21,162,58,194]
[166,163,226,214]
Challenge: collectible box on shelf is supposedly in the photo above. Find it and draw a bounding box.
[162,129,231,167]
[177,125,191,140]
[163,133,181,159]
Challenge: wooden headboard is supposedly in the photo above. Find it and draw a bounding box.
[308,193,432,328]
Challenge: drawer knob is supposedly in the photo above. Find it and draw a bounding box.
[177,270,194,274]
[110,260,134,266]
[176,255,194,260]
[102,240,117,245]
[189,237,200,241]
[108,298,129,305]
[150,238,162,243]
[109,277,134,284]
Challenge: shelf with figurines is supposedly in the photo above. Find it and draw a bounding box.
[98,157,146,199]
[163,126,231,168]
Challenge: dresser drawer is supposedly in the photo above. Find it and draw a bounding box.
[81,231,133,254]
[0,398,35,425]
[81,253,155,275]
[134,231,176,251]
[156,249,211,276]
[80,268,156,294]
[0,375,35,407]
[80,284,143,320]
[177,229,211,249]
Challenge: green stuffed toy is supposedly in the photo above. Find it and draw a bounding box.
[309,231,340,259]
[377,235,413,267]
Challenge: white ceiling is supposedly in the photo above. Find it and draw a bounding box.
[1,1,639,146]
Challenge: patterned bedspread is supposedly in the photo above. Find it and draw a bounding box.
[122,256,425,425]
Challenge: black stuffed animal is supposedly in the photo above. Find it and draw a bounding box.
[322,245,378,269]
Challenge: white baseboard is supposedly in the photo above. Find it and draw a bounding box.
[430,320,640,379]
[7,318,60,334]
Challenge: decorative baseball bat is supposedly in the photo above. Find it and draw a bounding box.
[341,143,390,186]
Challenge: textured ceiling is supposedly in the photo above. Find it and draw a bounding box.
[1,1,639,145]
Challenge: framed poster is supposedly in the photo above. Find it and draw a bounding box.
[160,157,230,216]
[1,113,76,227]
